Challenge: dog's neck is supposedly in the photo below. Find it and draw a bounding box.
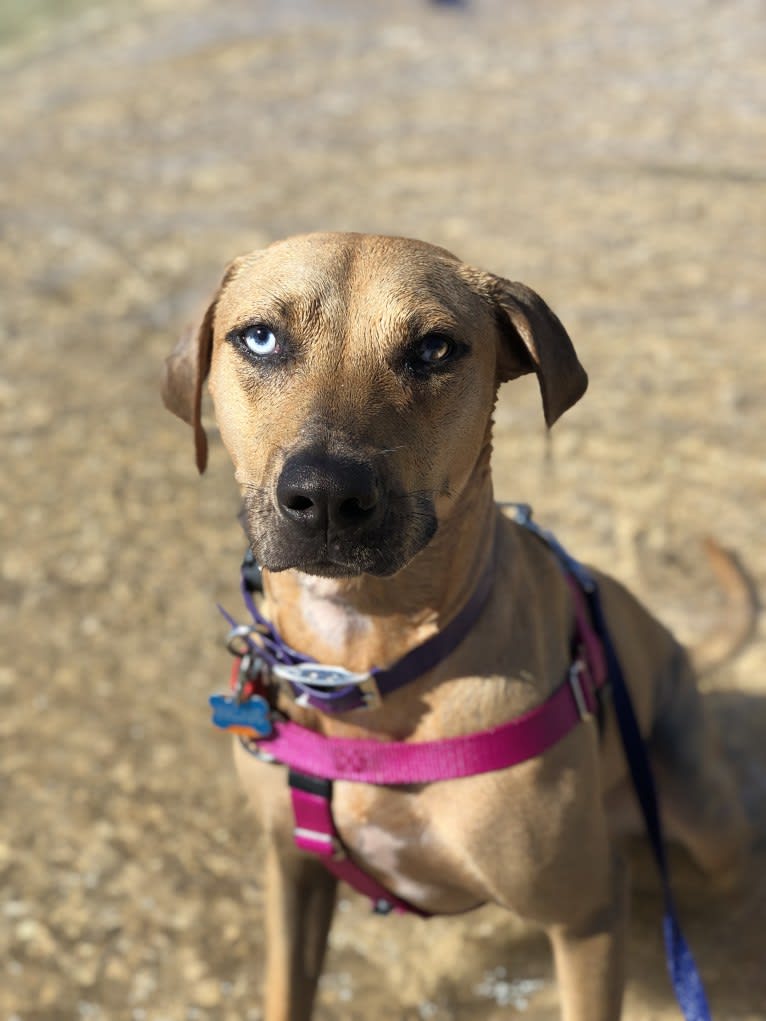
[261,480,497,675]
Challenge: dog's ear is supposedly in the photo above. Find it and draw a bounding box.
[161,259,242,473]
[464,268,588,426]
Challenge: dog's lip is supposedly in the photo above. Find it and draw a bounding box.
[257,543,363,575]
[298,555,365,576]
[281,558,364,579]
[272,545,394,577]
[314,564,356,576]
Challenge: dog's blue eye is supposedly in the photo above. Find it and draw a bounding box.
[243,325,278,357]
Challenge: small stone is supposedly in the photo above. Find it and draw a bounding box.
[15,918,56,955]
[193,977,222,1007]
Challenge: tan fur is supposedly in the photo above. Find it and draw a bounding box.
[164,233,749,1021]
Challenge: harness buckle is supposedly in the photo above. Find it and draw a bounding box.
[568,659,593,721]
[273,662,382,710]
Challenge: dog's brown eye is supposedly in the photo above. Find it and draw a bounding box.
[398,332,467,379]
[415,333,455,365]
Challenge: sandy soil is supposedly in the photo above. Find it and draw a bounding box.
[1,1,764,1018]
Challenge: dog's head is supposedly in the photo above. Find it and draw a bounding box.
[162,233,586,577]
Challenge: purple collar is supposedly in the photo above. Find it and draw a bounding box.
[221,551,496,714]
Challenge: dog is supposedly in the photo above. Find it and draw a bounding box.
[162,232,749,1021]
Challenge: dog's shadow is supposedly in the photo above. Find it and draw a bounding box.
[618,688,766,1018]
[318,689,766,1019]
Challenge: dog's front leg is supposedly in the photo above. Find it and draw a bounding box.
[262,839,337,1021]
[547,851,629,1021]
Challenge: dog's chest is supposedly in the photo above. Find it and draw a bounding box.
[330,778,492,913]
[296,588,372,655]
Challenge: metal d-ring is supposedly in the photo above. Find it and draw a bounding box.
[226,624,258,657]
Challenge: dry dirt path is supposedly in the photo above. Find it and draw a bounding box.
[1,1,764,1018]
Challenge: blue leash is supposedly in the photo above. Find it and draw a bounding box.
[510,505,712,1021]
[587,586,712,1021]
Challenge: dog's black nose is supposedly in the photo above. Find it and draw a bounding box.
[276,453,381,534]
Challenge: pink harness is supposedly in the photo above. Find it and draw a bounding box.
[210,509,715,1020]
[216,572,607,915]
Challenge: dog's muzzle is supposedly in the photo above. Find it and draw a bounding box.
[244,448,436,577]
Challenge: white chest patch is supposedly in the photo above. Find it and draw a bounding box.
[298,587,371,655]
[351,824,437,906]
[354,824,408,870]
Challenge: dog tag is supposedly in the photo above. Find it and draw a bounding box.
[209,694,273,738]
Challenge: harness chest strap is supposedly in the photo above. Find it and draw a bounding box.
[234,574,605,783]
[287,771,429,916]
[234,574,606,917]
[241,651,602,783]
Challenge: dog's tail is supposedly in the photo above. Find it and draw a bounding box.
[691,537,759,676]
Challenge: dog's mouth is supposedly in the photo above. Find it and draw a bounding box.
[239,447,439,577]
[288,556,385,579]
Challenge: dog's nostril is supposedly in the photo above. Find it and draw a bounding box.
[287,493,313,512]
[340,496,374,519]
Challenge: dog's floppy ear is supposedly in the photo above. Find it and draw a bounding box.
[161,259,242,473]
[464,269,588,426]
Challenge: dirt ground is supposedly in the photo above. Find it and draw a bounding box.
[1,1,765,1018]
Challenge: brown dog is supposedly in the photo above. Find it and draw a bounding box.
[163,233,749,1021]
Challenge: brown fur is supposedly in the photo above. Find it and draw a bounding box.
[163,233,749,1021]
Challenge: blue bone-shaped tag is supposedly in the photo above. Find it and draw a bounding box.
[209,694,273,738]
